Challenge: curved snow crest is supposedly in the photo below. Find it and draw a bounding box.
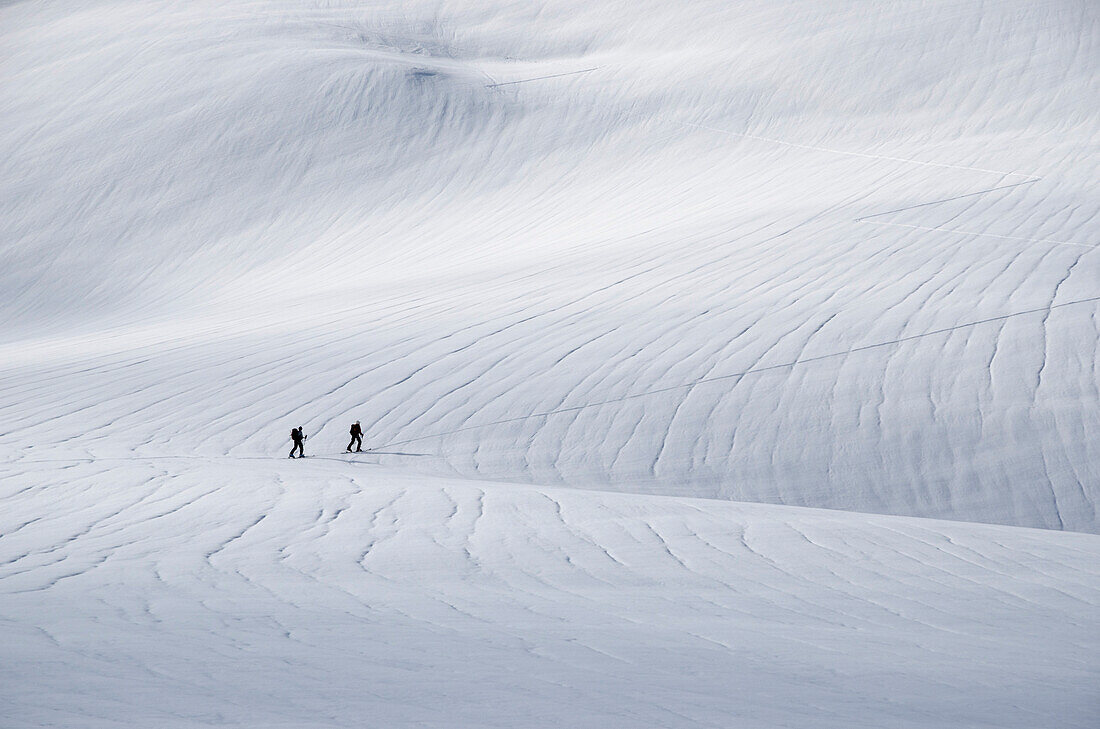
[2,0,1099,531]
[2,458,1098,728]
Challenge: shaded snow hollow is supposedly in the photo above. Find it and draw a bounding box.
[1,1,1098,727]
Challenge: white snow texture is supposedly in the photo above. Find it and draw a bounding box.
[1,1,1098,727]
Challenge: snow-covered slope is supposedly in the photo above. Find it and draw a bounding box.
[2,0,1098,529]
[2,1,1099,726]
[3,458,1098,728]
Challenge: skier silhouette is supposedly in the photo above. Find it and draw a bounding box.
[347,421,363,453]
[289,426,306,458]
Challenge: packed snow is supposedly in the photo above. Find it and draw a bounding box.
[2,0,1098,727]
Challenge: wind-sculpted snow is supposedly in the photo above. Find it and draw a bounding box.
[2,1,1100,724]
[2,458,1098,728]
[2,0,1099,529]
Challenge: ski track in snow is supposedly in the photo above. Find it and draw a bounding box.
[2,0,1099,726]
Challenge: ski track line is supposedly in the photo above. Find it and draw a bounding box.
[859,220,1096,250]
[485,66,601,88]
[681,121,1044,180]
[855,179,1041,220]
[369,294,1100,451]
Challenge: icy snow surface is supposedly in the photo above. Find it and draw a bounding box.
[2,0,1099,726]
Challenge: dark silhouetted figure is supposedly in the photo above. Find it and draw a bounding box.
[289,426,306,458]
[347,421,363,453]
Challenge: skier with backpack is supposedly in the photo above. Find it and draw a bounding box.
[289,426,306,458]
[347,421,363,453]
